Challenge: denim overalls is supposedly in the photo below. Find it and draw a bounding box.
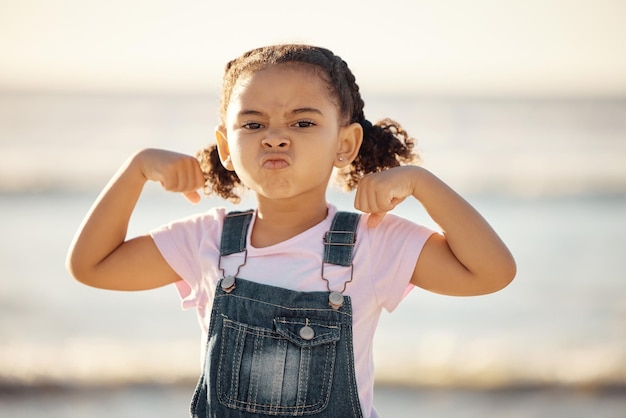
[190,210,365,418]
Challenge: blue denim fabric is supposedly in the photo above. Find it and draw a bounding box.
[323,212,360,267]
[190,211,364,417]
[220,210,254,256]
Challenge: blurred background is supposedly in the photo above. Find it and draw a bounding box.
[1,0,625,417]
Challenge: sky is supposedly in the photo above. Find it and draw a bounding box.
[1,0,625,97]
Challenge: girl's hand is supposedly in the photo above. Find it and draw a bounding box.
[137,149,205,204]
[354,166,418,227]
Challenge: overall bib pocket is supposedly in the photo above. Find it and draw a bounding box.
[216,315,342,416]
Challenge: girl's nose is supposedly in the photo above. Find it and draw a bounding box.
[261,132,290,149]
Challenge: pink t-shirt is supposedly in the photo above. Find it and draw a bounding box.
[151,204,434,418]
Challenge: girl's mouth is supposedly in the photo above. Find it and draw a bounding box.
[261,154,290,170]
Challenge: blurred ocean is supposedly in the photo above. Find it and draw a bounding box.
[1,92,625,416]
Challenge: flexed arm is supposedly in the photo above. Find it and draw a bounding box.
[354,166,516,296]
[66,149,205,291]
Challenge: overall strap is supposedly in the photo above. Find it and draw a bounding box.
[220,209,361,264]
[323,211,361,266]
[220,210,254,256]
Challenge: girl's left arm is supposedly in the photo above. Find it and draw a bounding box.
[354,166,516,296]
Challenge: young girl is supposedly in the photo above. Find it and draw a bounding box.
[67,44,516,418]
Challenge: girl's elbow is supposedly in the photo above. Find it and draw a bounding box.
[66,259,88,285]
[504,252,517,281]
[489,256,517,293]
[65,252,97,287]
[469,254,516,295]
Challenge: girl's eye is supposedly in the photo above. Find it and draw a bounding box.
[243,122,262,130]
[293,120,315,128]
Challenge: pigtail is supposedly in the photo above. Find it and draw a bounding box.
[322,50,419,191]
[338,118,418,191]
[196,144,243,203]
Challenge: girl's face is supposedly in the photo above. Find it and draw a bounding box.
[216,64,361,204]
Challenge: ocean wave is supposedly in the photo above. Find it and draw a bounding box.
[0,339,200,389]
[1,162,625,199]
[2,338,625,390]
[374,343,626,389]
[2,92,626,198]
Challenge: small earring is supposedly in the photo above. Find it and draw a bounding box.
[337,156,344,162]
[224,156,232,164]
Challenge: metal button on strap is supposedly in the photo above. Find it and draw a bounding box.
[299,325,315,340]
[328,291,344,310]
[221,276,236,292]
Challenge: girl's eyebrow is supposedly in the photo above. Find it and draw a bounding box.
[237,109,264,118]
[291,107,324,116]
[236,107,324,118]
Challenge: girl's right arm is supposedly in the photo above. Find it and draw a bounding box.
[66,148,206,291]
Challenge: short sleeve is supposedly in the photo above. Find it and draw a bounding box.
[150,208,225,310]
[361,213,436,312]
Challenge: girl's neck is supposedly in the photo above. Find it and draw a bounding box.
[251,198,329,248]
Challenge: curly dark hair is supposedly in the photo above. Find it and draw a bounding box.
[197,44,419,202]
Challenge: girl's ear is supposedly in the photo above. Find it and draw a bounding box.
[215,127,234,171]
[335,122,363,168]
